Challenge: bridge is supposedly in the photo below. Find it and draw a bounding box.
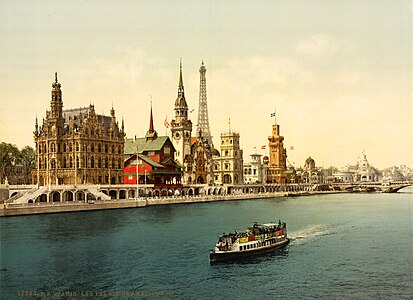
[2,181,412,205]
[333,181,413,193]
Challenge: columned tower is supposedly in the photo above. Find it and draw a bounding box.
[197,61,213,148]
[171,60,192,165]
[267,122,288,184]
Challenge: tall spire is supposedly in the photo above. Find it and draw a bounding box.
[146,102,157,140]
[175,59,188,110]
[179,58,183,88]
[197,60,213,148]
[149,103,154,132]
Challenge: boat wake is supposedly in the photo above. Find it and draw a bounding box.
[289,224,332,244]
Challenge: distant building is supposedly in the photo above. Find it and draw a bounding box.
[33,73,125,185]
[212,130,244,185]
[333,152,380,182]
[382,166,405,182]
[243,153,267,184]
[296,156,324,184]
[124,106,182,187]
[266,122,288,184]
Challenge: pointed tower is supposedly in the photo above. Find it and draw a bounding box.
[49,72,65,137]
[171,60,192,164]
[146,104,158,141]
[197,61,214,148]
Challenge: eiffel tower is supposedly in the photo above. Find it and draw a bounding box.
[197,61,214,148]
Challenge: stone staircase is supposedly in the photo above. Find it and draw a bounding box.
[12,186,49,204]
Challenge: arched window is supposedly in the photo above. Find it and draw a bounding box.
[39,145,42,154]
[118,158,121,169]
[51,143,56,152]
[111,160,115,169]
[39,158,42,169]
[76,142,79,151]
[105,157,108,168]
[118,146,121,154]
[105,144,108,153]
[111,145,115,154]
[69,156,73,168]
[91,143,95,152]
[63,157,67,168]
[98,157,101,168]
[76,156,80,168]
[63,143,67,152]
[69,143,73,152]
[91,157,95,168]
[98,143,101,153]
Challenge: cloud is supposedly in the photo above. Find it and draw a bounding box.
[295,33,339,58]
[410,1,413,13]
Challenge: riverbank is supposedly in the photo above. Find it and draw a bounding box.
[0,190,345,217]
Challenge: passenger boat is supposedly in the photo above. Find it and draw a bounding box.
[210,221,290,263]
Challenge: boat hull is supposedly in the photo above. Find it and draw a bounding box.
[210,238,290,263]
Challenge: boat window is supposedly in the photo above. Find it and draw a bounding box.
[239,246,242,251]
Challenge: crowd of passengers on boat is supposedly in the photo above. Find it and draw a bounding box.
[216,221,287,251]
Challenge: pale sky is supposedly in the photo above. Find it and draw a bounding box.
[1,0,412,169]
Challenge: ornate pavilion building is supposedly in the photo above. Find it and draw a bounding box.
[32,73,125,185]
[124,105,182,187]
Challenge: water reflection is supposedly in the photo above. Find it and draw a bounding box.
[210,246,290,266]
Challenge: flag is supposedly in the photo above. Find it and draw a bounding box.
[261,145,266,150]
[289,146,294,150]
[164,117,170,128]
[271,112,276,117]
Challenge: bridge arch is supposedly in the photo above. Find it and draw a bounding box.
[51,191,61,202]
[75,191,85,201]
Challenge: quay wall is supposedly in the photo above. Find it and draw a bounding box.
[0,191,342,217]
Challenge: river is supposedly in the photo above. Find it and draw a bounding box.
[1,188,412,299]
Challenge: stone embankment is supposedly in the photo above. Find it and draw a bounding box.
[0,190,343,217]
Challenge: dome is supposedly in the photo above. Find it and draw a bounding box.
[305,156,315,164]
[212,148,220,157]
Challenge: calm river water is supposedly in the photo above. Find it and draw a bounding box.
[1,188,412,299]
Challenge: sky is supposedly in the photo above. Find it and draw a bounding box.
[1,0,412,169]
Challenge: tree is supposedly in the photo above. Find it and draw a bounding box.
[0,142,20,184]
[19,146,36,182]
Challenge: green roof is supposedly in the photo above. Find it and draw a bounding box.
[124,153,164,168]
[124,136,171,155]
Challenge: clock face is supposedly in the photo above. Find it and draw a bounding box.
[174,132,181,140]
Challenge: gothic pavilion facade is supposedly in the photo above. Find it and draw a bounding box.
[32,73,125,185]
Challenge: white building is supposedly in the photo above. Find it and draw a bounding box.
[243,153,267,184]
[333,152,380,182]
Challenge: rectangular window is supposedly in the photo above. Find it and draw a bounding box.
[148,151,155,156]
[164,146,170,155]
[128,175,133,180]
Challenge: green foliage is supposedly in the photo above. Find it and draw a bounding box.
[0,142,35,184]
